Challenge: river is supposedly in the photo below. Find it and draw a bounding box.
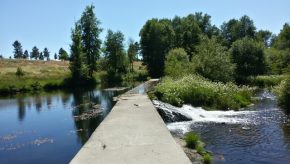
[0,88,125,163]
[154,91,290,164]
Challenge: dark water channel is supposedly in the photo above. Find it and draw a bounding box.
[0,88,125,164]
[162,91,290,164]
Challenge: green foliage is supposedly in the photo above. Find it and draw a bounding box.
[23,50,29,59]
[58,48,69,60]
[39,52,44,60]
[127,39,139,72]
[185,132,200,149]
[154,75,252,110]
[165,48,192,78]
[104,30,128,75]
[203,153,213,164]
[273,23,290,50]
[12,40,24,59]
[221,15,256,47]
[256,30,273,47]
[140,19,175,78]
[30,46,40,60]
[231,38,266,82]
[275,75,290,113]
[80,5,102,77]
[15,67,24,77]
[247,75,286,87]
[43,48,50,60]
[69,23,90,81]
[265,48,290,74]
[193,36,235,82]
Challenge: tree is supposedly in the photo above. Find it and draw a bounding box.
[43,48,50,61]
[39,52,44,60]
[58,48,69,60]
[23,50,29,59]
[13,40,23,59]
[104,30,128,75]
[80,5,102,77]
[265,48,290,74]
[30,46,40,60]
[231,38,266,81]
[193,36,235,82]
[273,23,290,50]
[165,48,191,78]
[54,53,58,60]
[69,23,88,80]
[221,15,256,47]
[127,39,138,72]
[256,30,273,47]
[140,19,175,77]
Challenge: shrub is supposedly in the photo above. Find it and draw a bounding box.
[165,48,192,78]
[185,132,200,149]
[154,75,253,110]
[203,153,213,164]
[247,75,286,87]
[15,67,24,77]
[275,75,290,113]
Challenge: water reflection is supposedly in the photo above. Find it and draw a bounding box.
[0,88,121,163]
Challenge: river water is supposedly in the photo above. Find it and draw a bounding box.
[154,91,290,164]
[0,88,124,164]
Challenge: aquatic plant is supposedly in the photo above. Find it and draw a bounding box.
[185,132,200,149]
[154,75,253,110]
[203,153,213,164]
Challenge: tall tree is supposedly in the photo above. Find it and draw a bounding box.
[140,19,175,77]
[23,50,29,59]
[127,39,138,72]
[30,46,40,60]
[58,48,69,60]
[39,52,44,60]
[256,30,273,47]
[54,53,58,60]
[273,23,290,50]
[69,23,87,80]
[221,15,256,47]
[43,48,50,61]
[12,40,23,59]
[104,30,128,75]
[80,5,102,77]
[231,38,266,82]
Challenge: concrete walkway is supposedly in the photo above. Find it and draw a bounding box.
[70,81,191,164]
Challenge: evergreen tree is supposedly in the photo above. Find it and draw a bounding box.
[80,5,102,77]
[69,23,87,80]
[43,48,50,61]
[23,50,29,59]
[12,40,23,58]
[39,52,44,60]
[58,48,69,60]
[127,39,138,72]
[30,46,40,60]
[54,53,58,60]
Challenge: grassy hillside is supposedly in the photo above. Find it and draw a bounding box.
[0,59,70,95]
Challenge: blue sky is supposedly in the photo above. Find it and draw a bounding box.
[0,0,290,58]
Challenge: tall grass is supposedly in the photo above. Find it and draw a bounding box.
[154,75,253,110]
[275,75,290,113]
[247,75,286,87]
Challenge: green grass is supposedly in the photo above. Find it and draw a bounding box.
[203,153,213,164]
[247,75,286,87]
[185,132,200,149]
[153,74,253,110]
[0,59,70,95]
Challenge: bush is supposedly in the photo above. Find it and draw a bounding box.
[15,67,24,77]
[247,75,286,87]
[203,153,213,164]
[185,132,200,149]
[154,75,253,110]
[165,48,192,78]
[275,75,290,113]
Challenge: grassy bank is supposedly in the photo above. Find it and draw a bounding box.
[152,75,253,110]
[0,59,70,95]
[247,75,286,87]
[275,75,290,113]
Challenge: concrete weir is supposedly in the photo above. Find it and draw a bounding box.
[70,80,191,164]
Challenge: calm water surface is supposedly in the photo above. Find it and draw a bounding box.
[0,88,124,163]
